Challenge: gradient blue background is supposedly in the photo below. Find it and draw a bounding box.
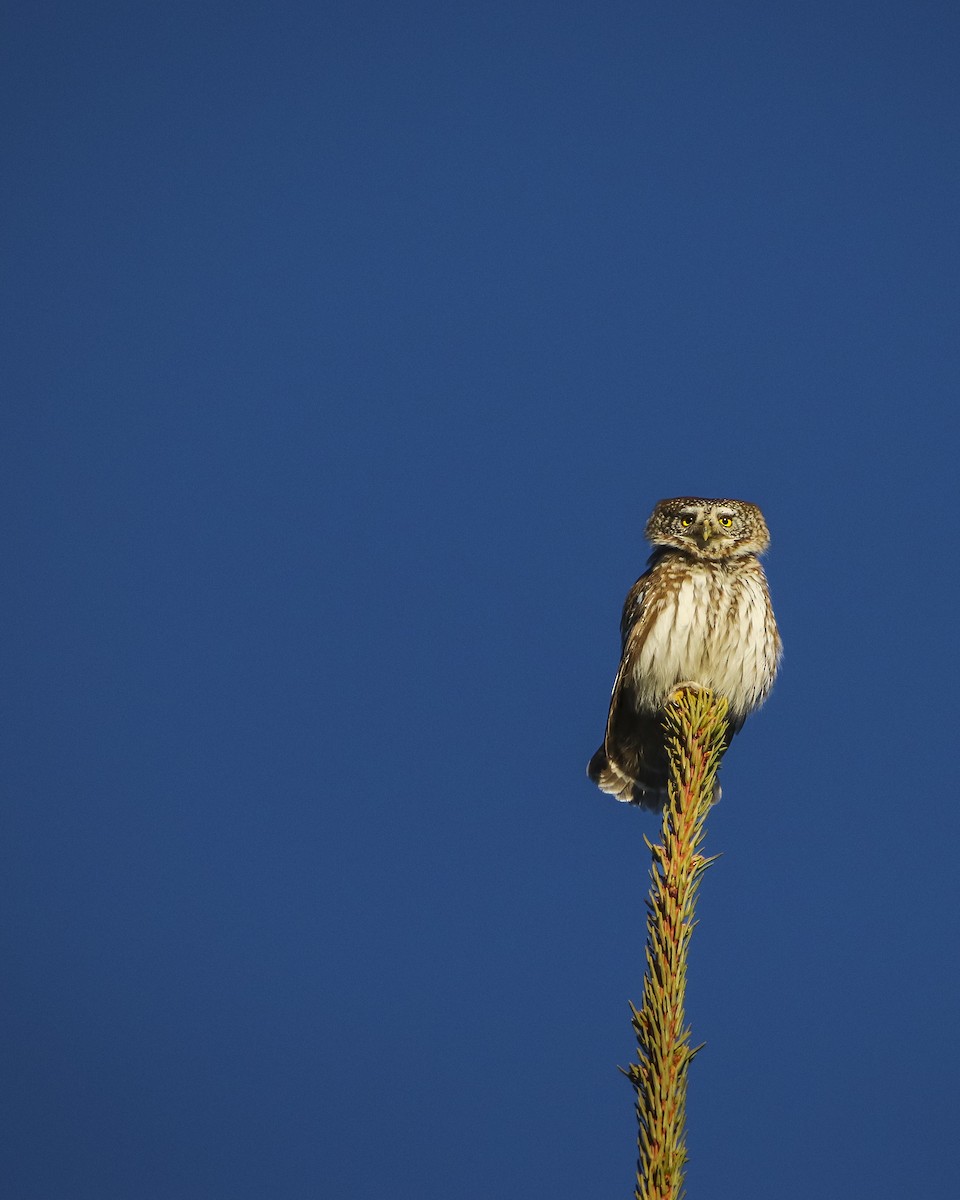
[4,2,959,1197]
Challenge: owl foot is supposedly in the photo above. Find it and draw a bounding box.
[666,681,708,703]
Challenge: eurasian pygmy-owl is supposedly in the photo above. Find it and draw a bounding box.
[588,497,781,810]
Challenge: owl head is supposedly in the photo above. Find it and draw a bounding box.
[645,497,770,560]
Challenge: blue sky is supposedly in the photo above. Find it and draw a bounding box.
[3,2,960,1197]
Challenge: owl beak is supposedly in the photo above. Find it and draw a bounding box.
[698,519,717,546]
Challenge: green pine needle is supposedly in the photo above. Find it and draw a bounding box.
[624,687,728,1200]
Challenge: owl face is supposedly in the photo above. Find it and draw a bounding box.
[644,497,770,560]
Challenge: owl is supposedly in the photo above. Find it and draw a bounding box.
[588,497,781,810]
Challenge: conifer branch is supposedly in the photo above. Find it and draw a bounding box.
[622,687,728,1200]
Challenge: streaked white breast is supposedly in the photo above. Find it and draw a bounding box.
[630,563,777,721]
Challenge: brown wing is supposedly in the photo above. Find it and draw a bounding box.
[587,653,671,809]
[618,565,652,649]
[588,565,671,809]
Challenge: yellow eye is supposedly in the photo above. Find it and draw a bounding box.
[718,516,733,528]
[679,516,693,528]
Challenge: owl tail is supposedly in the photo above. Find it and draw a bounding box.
[586,746,668,811]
